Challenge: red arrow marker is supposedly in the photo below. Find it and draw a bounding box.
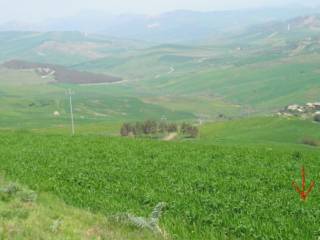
[292,166,315,201]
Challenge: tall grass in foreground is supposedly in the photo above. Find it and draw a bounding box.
[0,178,161,239]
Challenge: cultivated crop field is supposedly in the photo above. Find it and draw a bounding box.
[0,132,319,239]
[199,117,320,146]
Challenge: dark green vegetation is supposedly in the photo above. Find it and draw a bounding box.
[0,131,319,239]
[120,120,198,139]
[314,114,320,122]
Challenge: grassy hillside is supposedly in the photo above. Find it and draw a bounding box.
[0,179,160,239]
[146,53,320,113]
[0,131,319,239]
[0,68,194,130]
[0,31,145,66]
[72,17,320,117]
[199,116,320,146]
[2,14,320,129]
[2,24,320,122]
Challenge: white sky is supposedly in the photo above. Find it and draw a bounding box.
[0,0,315,22]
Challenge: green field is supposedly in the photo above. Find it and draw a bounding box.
[0,68,194,130]
[2,50,320,128]
[200,116,320,146]
[0,131,319,239]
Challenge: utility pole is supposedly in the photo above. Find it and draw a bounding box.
[68,89,75,136]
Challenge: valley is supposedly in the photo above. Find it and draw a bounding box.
[3,16,320,128]
[1,9,320,239]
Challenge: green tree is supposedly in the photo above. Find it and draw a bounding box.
[120,123,132,137]
[167,123,178,133]
[158,121,168,133]
[143,120,158,135]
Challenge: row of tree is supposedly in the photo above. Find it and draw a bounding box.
[120,120,199,138]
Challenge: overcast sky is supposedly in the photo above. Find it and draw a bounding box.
[0,0,317,22]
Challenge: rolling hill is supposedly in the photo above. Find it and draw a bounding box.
[2,60,122,84]
[1,14,320,128]
[0,31,146,65]
[2,9,320,240]
[0,66,195,130]
[2,6,320,42]
[199,116,320,146]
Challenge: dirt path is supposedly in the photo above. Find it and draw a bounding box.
[154,66,175,79]
[163,133,178,141]
[79,79,128,86]
[168,66,175,74]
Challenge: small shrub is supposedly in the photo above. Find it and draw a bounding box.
[314,114,320,122]
[189,126,199,138]
[50,218,63,233]
[180,123,199,138]
[120,123,131,137]
[0,183,21,201]
[292,151,302,161]
[18,190,38,202]
[180,123,188,135]
[143,120,158,135]
[116,202,168,237]
[167,123,178,133]
[0,183,37,203]
[302,137,319,147]
[133,122,144,136]
[0,208,29,220]
[158,121,168,133]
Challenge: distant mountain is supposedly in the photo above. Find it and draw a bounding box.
[1,6,320,43]
[212,14,320,59]
[0,21,37,31]
[0,31,145,66]
[245,15,320,35]
[290,15,320,28]
[242,14,320,43]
